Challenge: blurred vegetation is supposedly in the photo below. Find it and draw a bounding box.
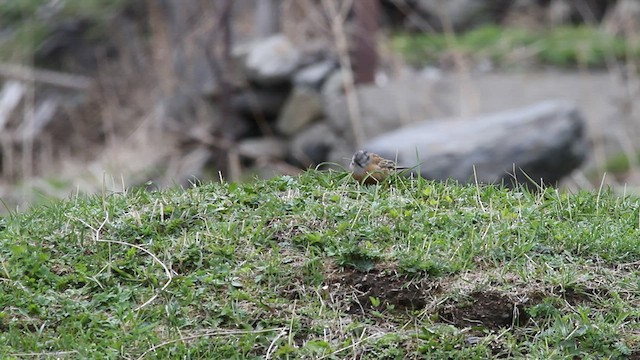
[392,25,640,69]
[0,0,127,25]
[605,152,632,175]
[2,2,636,70]
[0,0,127,61]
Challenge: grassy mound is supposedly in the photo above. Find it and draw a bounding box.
[2,171,640,358]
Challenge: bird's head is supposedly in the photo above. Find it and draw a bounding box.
[350,150,370,170]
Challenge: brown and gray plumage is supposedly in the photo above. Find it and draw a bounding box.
[349,150,408,184]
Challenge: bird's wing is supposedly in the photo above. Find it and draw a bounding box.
[377,159,396,170]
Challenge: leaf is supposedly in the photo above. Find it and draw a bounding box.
[230,277,243,288]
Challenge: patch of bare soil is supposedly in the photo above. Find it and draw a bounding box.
[438,291,529,329]
[326,265,535,331]
[325,265,440,313]
[560,286,607,306]
[324,264,617,336]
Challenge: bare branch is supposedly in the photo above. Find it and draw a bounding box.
[0,63,92,90]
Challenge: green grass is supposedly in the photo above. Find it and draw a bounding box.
[2,171,640,358]
[392,25,639,69]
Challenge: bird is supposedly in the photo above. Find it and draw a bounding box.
[349,150,408,184]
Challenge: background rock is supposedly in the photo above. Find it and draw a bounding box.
[277,87,323,136]
[410,0,509,31]
[245,34,301,86]
[365,101,588,186]
[231,85,291,120]
[320,69,347,99]
[289,122,340,167]
[293,60,336,89]
[238,137,287,160]
[324,75,442,142]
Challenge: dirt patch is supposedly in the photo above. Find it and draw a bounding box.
[325,265,440,313]
[324,264,613,334]
[560,286,606,305]
[325,266,538,327]
[438,291,529,330]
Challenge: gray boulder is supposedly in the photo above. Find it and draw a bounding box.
[289,122,340,167]
[410,0,506,31]
[238,137,287,160]
[231,86,290,119]
[321,69,347,100]
[293,60,337,89]
[277,87,323,136]
[364,101,588,186]
[245,34,301,86]
[324,75,442,141]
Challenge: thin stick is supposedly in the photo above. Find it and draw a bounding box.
[318,332,384,360]
[265,328,288,359]
[472,165,486,212]
[596,172,606,212]
[97,238,173,311]
[322,0,365,148]
[72,213,173,311]
[137,328,286,359]
[0,62,91,89]
[9,350,79,357]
